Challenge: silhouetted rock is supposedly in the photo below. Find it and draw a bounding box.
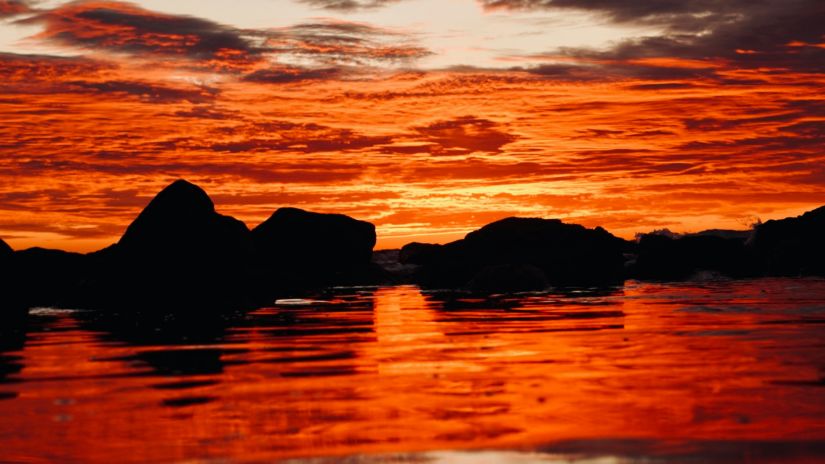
[5,180,386,312]
[692,229,752,240]
[251,207,377,289]
[401,217,629,290]
[398,242,444,266]
[0,325,26,387]
[749,205,825,276]
[118,180,251,259]
[630,234,753,280]
[0,247,88,329]
[90,179,254,310]
[12,248,89,306]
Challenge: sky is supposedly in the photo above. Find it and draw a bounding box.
[1,0,824,251]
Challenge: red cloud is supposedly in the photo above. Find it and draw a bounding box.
[0,0,31,18]
[23,1,263,70]
[413,116,517,154]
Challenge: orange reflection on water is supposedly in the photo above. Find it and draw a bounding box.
[1,280,825,463]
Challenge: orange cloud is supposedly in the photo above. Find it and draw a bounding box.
[1,2,824,252]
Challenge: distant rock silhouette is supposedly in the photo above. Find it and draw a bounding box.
[398,242,443,266]
[90,179,254,310]
[629,206,825,280]
[2,247,89,327]
[749,205,825,276]
[692,229,752,240]
[251,207,377,289]
[401,217,628,290]
[629,234,753,280]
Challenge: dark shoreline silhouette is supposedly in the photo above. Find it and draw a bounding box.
[2,179,825,323]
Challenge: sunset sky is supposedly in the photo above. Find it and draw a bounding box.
[1,0,824,251]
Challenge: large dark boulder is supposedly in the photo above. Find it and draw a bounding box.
[90,179,254,310]
[117,180,251,260]
[251,207,377,288]
[401,217,629,290]
[748,205,825,276]
[398,242,444,266]
[12,248,90,306]
[630,234,753,280]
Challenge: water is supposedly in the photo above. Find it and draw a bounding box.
[1,279,825,463]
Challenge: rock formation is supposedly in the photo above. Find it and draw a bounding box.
[748,205,825,276]
[89,179,254,310]
[401,217,628,290]
[251,207,377,289]
[630,234,752,280]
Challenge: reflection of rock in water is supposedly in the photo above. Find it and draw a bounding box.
[124,348,242,376]
[467,264,549,293]
[76,311,242,380]
[0,320,26,400]
[425,286,626,334]
[256,290,377,342]
[77,310,238,347]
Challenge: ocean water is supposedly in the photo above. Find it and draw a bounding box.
[1,279,825,463]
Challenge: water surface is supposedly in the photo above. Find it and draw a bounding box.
[1,279,825,463]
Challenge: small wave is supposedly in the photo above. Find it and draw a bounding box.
[28,307,86,316]
[274,299,332,306]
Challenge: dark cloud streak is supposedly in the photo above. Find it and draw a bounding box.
[297,0,402,12]
[497,0,825,79]
[414,116,518,154]
[20,1,264,70]
[266,20,431,66]
[19,1,431,78]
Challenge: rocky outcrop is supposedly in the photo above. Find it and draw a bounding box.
[401,217,629,290]
[5,179,825,315]
[117,180,251,262]
[1,180,385,314]
[251,207,377,289]
[0,246,87,327]
[630,234,753,280]
[748,205,825,276]
[90,179,254,310]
